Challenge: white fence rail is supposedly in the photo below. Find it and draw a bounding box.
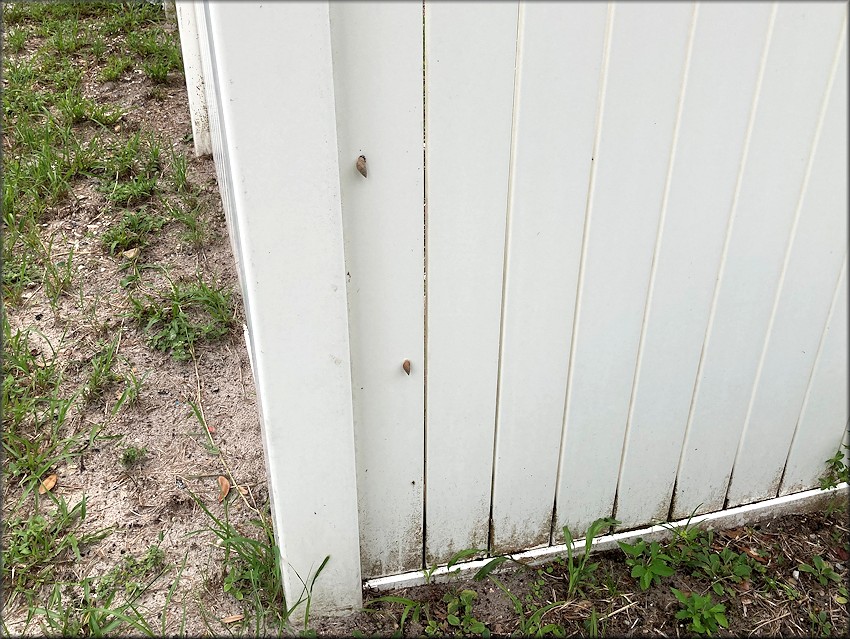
[177,1,849,615]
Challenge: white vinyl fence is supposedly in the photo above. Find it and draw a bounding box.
[177,1,849,615]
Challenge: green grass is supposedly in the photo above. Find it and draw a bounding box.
[0,4,228,633]
[121,444,149,468]
[3,496,112,604]
[101,208,167,255]
[128,276,234,360]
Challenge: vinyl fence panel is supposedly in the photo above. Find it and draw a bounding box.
[329,1,426,579]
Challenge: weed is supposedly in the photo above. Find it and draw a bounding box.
[85,336,121,400]
[798,555,841,587]
[106,174,159,206]
[143,58,170,84]
[819,445,849,490]
[165,194,207,249]
[169,146,189,193]
[186,493,293,635]
[102,54,133,82]
[668,529,764,596]
[121,445,148,468]
[618,538,675,591]
[3,496,111,601]
[6,27,28,52]
[485,575,566,637]
[366,595,428,638]
[584,607,602,638]
[96,532,166,601]
[808,608,833,636]
[561,517,618,597]
[442,589,490,637]
[671,588,729,635]
[101,208,167,255]
[128,276,233,360]
[113,368,148,415]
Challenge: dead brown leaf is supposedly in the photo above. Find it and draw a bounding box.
[122,247,140,260]
[39,474,57,494]
[220,614,244,624]
[217,475,230,502]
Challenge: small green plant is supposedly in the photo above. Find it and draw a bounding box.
[668,529,763,596]
[35,577,156,637]
[121,445,148,468]
[112,368,148,415]
[618,538,675,590]
[128,276,233,360]
[798,555,841,587]
[819,445,850,490]
[143,58,170,83]
[808,609,833,636]
[561,517,618,597]
[671,588,728,635]
[366,595,428,638]
[101,208,166,255]
[95,533,166,602]
[482,574,566,638]
[443,589,490,637]
[85,336,121,400]
[186,492,300,635]
[102,55,133,81]
[3,496,111,600]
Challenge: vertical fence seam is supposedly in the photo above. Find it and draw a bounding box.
[723,15,847,509]
[488,0,525,555]
[668,3,777,519]
[776,255,848,496]
[421,0,429,571]
[612,3,699,522]
[550,2,616,545]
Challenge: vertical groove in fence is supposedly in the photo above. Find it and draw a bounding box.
[724,18,848,508]
[487,2,609,555]
[612,3,698,525]
[488,0,525,556]
[424,1,519,564]
[551,2,615,547]
[779,258,849,496]
[613,3,774,530]
[552,2,693,540]
[671,2,847,519]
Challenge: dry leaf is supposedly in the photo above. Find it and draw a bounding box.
[39,474,57,494]
[221,614,244,624]
[237,486,248,496]
[122,247,140,260]
[217,475,230,502]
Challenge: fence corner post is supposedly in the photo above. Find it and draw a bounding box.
[198,0,363,619]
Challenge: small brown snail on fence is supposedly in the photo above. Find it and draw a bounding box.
[356,155,368,178]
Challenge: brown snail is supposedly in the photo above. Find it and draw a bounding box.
[356,155,367,178]
[402,359,411,375]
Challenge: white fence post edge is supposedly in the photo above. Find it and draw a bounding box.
[174,1,212,157]
[194,1,363,618]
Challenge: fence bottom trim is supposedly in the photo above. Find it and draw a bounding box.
[365,483,848,590]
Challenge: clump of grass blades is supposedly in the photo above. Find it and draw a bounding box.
[128,277,234,360]
[2,496,111,603]
[101,208,167,255]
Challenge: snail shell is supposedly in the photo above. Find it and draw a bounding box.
[356,155,368,178]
